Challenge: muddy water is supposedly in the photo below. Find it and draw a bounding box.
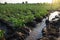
[25,18,46,40]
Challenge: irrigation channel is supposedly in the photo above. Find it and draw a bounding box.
[25,18,47,40]
[26,11,60,40]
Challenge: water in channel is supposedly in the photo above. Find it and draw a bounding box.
[26,18,46,40]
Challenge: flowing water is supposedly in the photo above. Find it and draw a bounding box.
[25,18,46,40]
[26,11,60,40]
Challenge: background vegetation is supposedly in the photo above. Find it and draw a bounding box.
[0,3,60,27]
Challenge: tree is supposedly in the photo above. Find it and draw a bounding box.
[0,2,1,4]
[4,2,7,4]
[25,1,28,4]
[22,2,24,4]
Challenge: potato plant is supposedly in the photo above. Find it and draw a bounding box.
[0,3,59,28]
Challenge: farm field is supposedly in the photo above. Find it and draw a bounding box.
[0,3,60,40]
[0,3,50,27]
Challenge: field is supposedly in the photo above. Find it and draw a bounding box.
[0,3,60,40]
[0,3,51,27]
